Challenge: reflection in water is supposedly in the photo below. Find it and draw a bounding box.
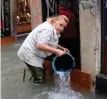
[35,71,84,99]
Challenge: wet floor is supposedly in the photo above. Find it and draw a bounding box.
[1,36,107,99]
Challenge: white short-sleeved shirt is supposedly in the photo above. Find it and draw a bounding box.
[17,21,60,68]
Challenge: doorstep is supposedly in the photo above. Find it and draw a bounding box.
[1,36,15,46]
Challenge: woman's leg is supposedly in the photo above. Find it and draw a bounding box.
[25,62,46,83]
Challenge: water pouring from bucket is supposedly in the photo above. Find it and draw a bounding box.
[35,54,84,99]
[52,53,75,88]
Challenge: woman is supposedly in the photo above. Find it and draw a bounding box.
[17,15,69,83]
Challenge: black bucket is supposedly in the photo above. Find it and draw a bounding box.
[52,53,75,75]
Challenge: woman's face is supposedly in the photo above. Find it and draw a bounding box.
[54,19,68,33]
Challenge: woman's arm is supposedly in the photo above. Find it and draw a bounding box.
[36,43,66,56]
[57,45,69,53]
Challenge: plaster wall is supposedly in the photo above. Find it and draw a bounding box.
[10,0,17,39]
[30,0,42,29]
[79,0,101,80]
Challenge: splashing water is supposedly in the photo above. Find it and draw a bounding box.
[35,71,84,99]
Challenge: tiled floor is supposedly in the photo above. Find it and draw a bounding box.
[1,36,107,99]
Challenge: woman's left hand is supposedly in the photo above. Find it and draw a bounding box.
[57,45,70,53]
[62,47,69,53]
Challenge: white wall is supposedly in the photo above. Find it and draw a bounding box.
[79,0,101,81]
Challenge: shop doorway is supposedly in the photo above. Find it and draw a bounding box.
[101,0,107,75]
[16,0,31,36]
[42,0,81,69]
[1,0,11,38]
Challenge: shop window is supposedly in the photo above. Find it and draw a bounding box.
[16,0,31,35]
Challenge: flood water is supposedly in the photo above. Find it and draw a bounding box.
[35,71,84,99]
[2,37,106,99]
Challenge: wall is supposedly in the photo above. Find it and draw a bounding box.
[30,0,42,29]
[10,0,17,39]
[79,0,101,81]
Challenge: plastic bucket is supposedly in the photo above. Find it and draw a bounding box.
[52,53,75,76]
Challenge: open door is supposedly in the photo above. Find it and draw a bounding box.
[101,0,107,75]
[1,0,11,38]
[42,0,81,70]
[58,0,81,69]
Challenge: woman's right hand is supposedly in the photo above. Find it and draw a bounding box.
[55,49,66,56]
